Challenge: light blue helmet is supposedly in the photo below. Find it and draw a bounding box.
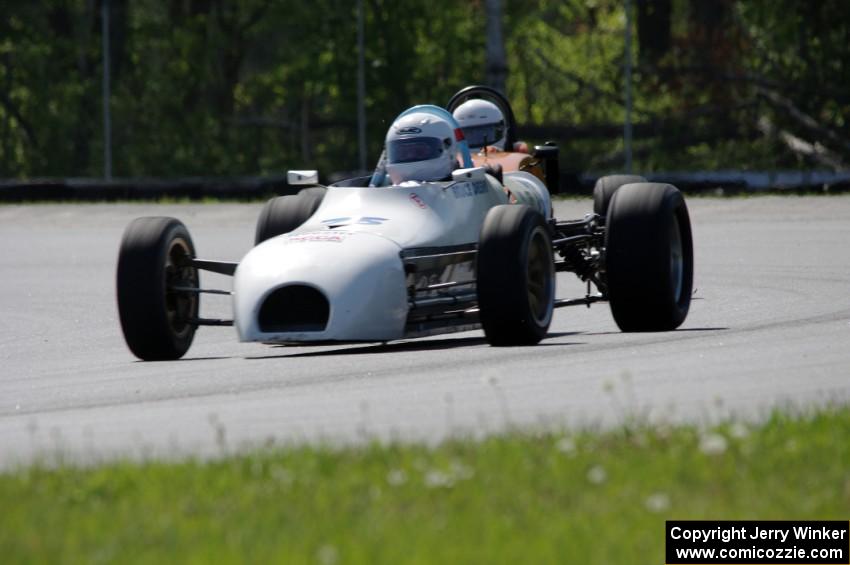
[384,112,459,184]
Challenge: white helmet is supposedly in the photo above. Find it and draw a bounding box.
[385,112,459,184]
[452,99,506,150]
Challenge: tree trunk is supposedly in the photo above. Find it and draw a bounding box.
[300,87,312,162]
[485,0,507,94]
[688,0,732,60]
[636,0,671,65]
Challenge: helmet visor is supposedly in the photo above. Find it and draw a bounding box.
[462,122,505,149]
[387,137,444,164]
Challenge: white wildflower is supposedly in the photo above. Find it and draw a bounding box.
[587,465,607,485]
[645,492,671,513]
[424,470,454,489]
[316,544,338,565]
[729,422,749,440]
[450,462,474,481]
[699,433,728,455]
[556,437,576,455]
[386,469,407,486]
[270,465,293,485]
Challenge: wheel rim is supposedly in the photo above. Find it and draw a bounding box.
[164,238,198,338]
[526,226,554,325]
[670,214,684,304]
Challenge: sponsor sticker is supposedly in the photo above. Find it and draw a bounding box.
[321,217,389,226]
[287,231,352,243]
[451,180,488,199]
[356,216,388,225]
[409,193,428,209]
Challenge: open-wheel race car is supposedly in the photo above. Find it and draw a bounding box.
[116,86,694,361]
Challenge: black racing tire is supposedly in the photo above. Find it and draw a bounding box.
[254,187,326,245]
[477,204,555,345]
[605,182,693,331]
[116,217,199,360]
[593,174,647,219]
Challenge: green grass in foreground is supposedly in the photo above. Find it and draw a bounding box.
[1,408,849,564]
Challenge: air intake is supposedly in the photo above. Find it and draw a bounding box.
[258,285,329,332]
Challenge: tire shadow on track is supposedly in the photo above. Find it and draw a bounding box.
[134,356,233,363]
[244,331,584,360]
[583,326,728,337]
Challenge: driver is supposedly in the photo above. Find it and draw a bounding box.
[452,99,529,154]
[384,112,461,184]
[452,99,506,150]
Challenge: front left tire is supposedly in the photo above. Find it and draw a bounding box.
[255,187,326,245]
[592,174,647,219]
[477,204,556,345]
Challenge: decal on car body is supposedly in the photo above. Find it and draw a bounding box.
[450,181,488,199]
[287,231,352,243]
[409,193,428,209]
[321,217,389,226]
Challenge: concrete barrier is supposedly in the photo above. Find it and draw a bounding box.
[0,175,295,202]
[1,170,849,202]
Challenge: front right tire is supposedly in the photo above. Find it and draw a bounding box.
[116,217,199,360]
[605,182,693,331]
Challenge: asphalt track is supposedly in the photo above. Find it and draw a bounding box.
[2,196,849,467]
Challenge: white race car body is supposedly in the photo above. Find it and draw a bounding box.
[116,87,693,362]
[233,169,551,343]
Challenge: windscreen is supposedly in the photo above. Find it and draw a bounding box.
[461,122,505,149]
[387,137,444,164]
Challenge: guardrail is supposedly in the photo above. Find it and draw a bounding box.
[0,175,295,202]
[578,170,850,194]
[1,170,849,202]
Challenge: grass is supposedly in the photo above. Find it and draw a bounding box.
[1,407,849,564]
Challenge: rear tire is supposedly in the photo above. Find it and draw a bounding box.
[255,187,326,245]
[477,205,555,345]
[605,183,693,331]
[593,174,647,219]
[116,217,199,360]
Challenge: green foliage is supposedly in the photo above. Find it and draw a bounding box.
[1,0,849,178]
[1,406,849,563]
